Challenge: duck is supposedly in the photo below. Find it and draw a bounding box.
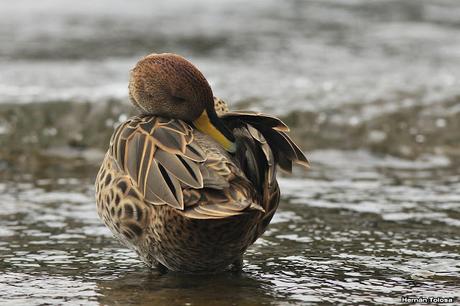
[95,53,309,273]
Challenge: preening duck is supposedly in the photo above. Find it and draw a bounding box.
[95,53,309,273]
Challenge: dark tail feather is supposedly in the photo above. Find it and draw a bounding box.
[254,125,309,173]
[222,112,309,173]
[279,131,310,168]
[232,127,267,192]
[221,111,290,131]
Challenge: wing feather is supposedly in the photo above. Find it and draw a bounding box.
[279,131,310,167]
[110,115,264,219]
[183,142,206,162]
[111,116,207,210]
[145,160,182,209]
[152,127,185,154]
[221,111,290,131]
[222,111,309,171]
[155,149,203,188]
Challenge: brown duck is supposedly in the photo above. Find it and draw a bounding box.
[95,53,309,273]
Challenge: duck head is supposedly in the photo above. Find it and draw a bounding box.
[129,53,236,152]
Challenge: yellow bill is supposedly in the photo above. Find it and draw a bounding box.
[193,110,236,153]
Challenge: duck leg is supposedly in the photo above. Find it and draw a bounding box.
[138,251,169,274]
[154,262,168,274]
[229,256,244,272]
[146,259,168,274]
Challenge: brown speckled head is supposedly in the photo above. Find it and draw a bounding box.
[129,53,214,122]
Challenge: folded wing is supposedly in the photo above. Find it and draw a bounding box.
[110,116,263,218]
[110,116,207,210]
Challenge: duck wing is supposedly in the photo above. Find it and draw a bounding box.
[110,116,207,210]
[179,131,265,219]
[110,115,263,218]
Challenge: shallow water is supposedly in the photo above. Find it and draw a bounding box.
[1,151,459,305]
[1,0,460,304]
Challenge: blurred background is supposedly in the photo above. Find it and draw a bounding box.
[1,0,459,305]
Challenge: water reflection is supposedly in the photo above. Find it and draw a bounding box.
[96,272,277,306]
